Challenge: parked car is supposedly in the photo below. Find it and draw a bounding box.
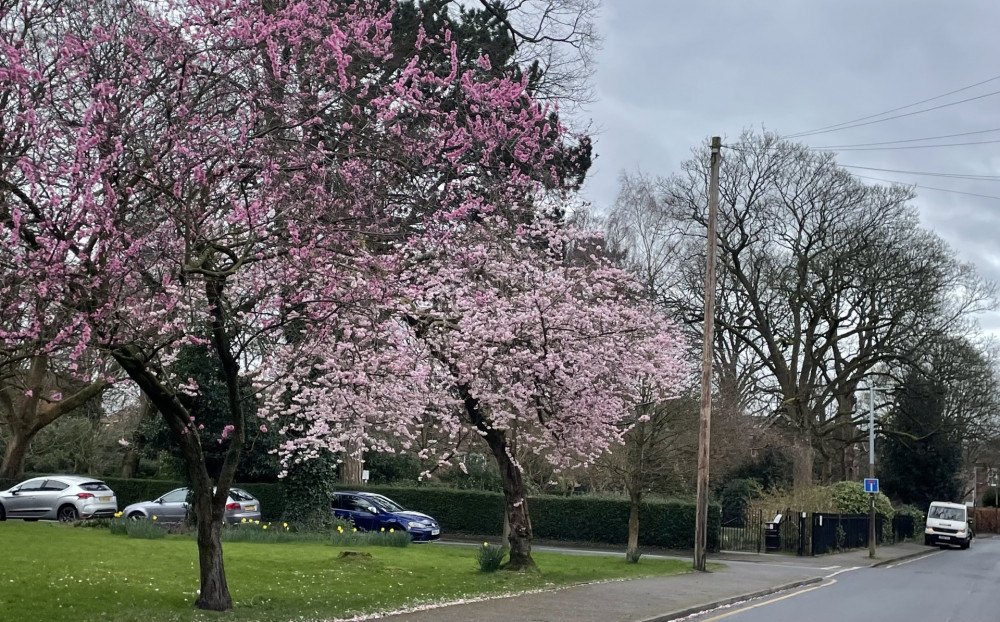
[0,475,117,522]
[924,500,974,549]
[332,491,441,542]
[122,487,262,525]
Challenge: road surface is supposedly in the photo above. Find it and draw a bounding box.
[687,537,1000,621]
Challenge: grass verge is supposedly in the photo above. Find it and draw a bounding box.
[0,521,693,622]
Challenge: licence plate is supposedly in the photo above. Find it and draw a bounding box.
[245,506,256,511]
[431,529,440,536]
[938,535,950,540]
[99,496,111,502]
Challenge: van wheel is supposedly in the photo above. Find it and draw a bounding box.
[960,539,970,550]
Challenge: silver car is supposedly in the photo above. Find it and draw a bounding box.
[0,475,118,522]
[122,487,262,525]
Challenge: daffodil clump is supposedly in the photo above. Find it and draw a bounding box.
[475,542,507,572]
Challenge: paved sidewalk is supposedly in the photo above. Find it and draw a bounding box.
[374,541,933,622]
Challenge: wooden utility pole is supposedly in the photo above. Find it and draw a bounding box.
[869,385,877,559]
[694,136,722,572]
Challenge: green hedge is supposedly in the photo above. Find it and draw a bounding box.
[3,475,717,549]
[335,485,720,551]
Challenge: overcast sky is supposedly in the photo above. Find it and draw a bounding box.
[580,1,1000,329]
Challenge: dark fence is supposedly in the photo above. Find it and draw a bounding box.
[720,508,764,553]
[721,509,912,556]
[973,507,1000,533]
[891,514,915,542]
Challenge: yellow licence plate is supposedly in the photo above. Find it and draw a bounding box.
[245,506,255,511]
[100,496,111,502]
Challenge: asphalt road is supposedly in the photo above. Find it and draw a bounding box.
[687,537,1000,622]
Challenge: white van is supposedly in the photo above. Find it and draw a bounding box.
[924,501,973,549]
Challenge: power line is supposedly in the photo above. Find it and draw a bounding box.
[811,138,1000,151]
[852,174,1000,201]
[809,127,1000,149]
[841,164,1000,182]
[785,87,1000,139]
[784,72,1000,138]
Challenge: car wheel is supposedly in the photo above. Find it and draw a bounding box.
[58,505,79,523]
[128,511,145,520]
[0,503,5,521]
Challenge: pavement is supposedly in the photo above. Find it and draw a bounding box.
[372,540,935,622]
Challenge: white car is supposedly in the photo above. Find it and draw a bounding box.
[924,501,974,549]
[0,475,118,522]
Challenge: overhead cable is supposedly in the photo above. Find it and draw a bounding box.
[784,72,1000,138]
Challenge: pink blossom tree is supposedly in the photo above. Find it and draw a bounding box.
[269,214,691,569]
[1,0,620,608]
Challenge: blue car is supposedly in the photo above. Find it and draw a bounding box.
[332,491,441,542]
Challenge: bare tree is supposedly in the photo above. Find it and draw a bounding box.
[607,132,995,489]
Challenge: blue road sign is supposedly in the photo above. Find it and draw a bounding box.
[864,478,879,493]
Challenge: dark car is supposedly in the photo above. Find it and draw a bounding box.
[332,491,440,542]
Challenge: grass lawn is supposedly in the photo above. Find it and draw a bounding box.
[0,521,694,622]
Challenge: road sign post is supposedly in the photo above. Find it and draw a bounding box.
[864,478,878,558]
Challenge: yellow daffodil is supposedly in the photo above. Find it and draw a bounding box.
[152,516,157,520]
[352,528,357,532]
[262,525,268,530]
[283,522,288,528]
[389,528,394,533]
[380,527,385,532]
[483,542,489,547]
[241,518,247,523]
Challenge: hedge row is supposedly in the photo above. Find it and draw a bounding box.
[2,475,718,550]
[335,484,721,551]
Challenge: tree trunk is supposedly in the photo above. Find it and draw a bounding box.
[792,441,814,490]
[0,429,32,481]
[120,450,140,479]
[341,436,364,485]
[192,487,231,611]
[484,431,535,571]
[626,490,641,561]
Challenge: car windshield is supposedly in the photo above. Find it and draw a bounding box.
[366,495,405,513]
[929,506,965,521]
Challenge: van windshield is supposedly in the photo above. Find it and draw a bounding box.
[928,506,965,521]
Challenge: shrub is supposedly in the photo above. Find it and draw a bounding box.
[981,487,999,507]
[476,542,507,572]
[109,517,129,536]
[330,525,411,548]
[719,478,764,526]
[830,481,893,518]
[126,519,166,539]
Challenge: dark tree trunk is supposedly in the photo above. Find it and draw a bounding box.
[456,385,536,571]
[341,437,364,485]
[111,275,247,612]
[492,438,535,570]
[120,449,140,479]
[192,486,231,611]
[0,430,31,480]
[627,489,641,560]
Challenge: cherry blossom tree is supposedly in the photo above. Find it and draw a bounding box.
[267,215,691,569]
[2,0,622,608]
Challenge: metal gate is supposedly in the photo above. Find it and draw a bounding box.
[719,508,764,553]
